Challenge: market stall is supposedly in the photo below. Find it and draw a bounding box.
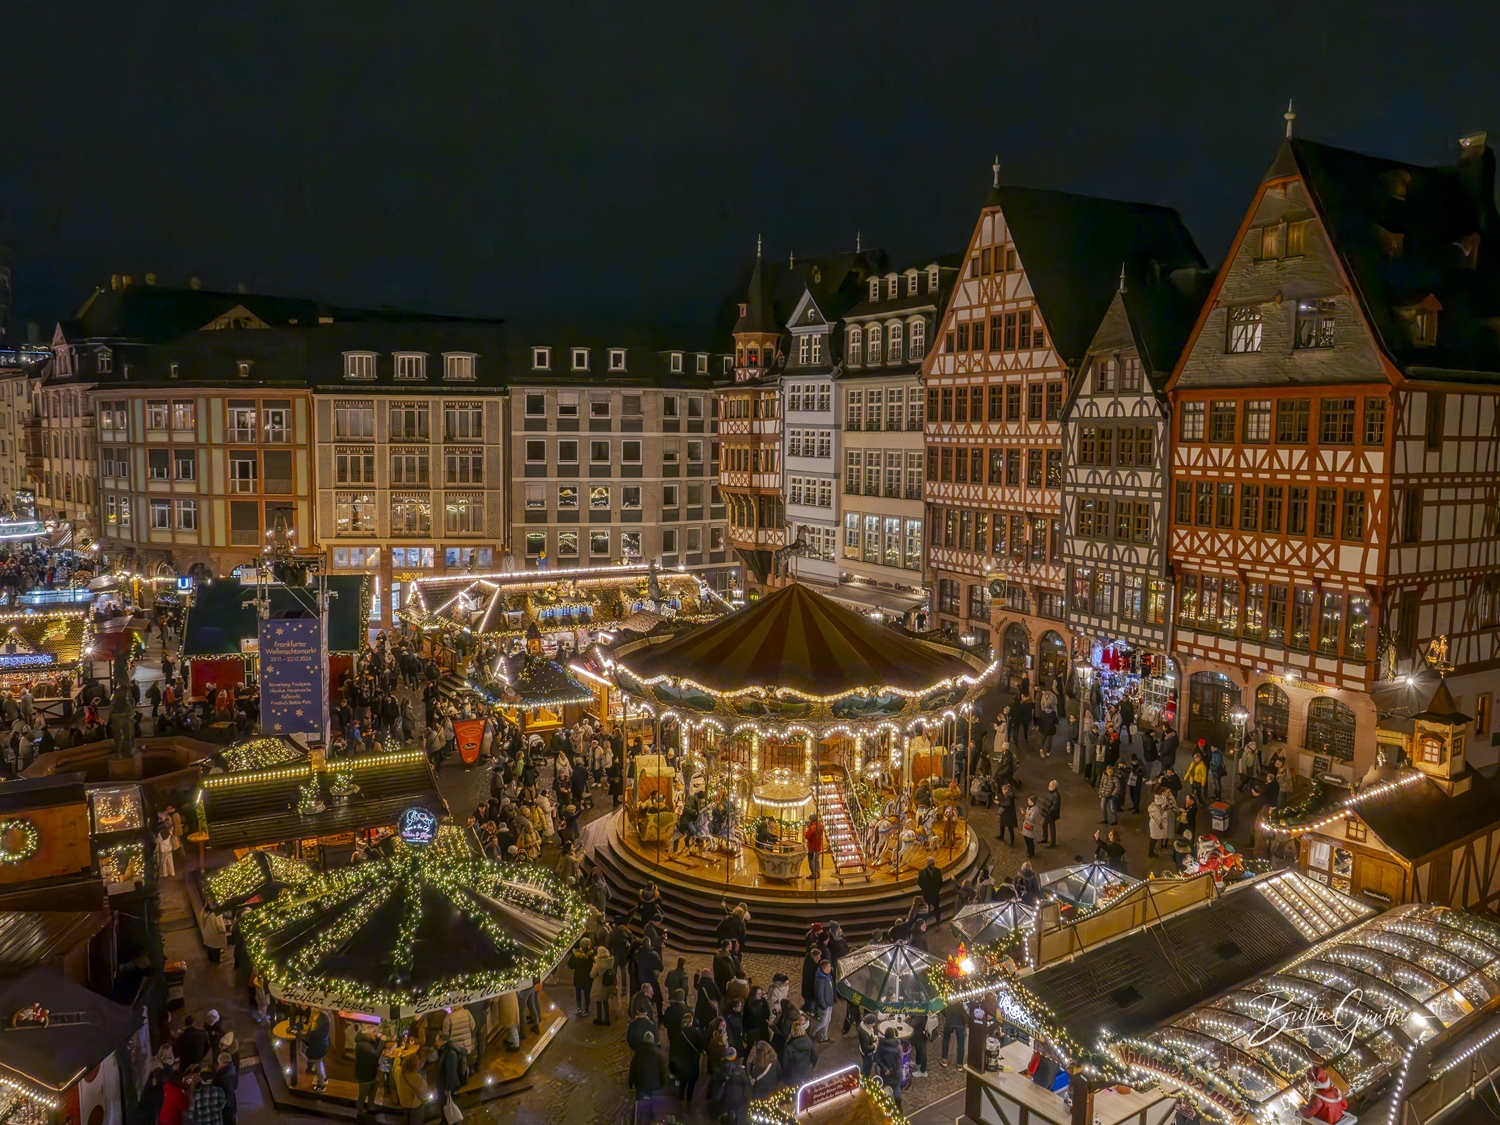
[836,941,945,1016]
[1037,861,1140,915]
[0,966,146,1125]
[0,608,90,712]
[211,734,309,775]
[242,823,586,1112]
[469,651,594,737]
[1077,640,1178,730]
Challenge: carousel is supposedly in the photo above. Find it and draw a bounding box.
[241,820,586,1112]
[603,582,993,900]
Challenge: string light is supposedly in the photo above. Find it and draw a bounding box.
[1260,770,1425,838]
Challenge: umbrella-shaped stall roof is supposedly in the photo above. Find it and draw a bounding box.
[1039,862,1140,911]
[950,898,1038,948]
[618,582,976,699]
[202,850,315,913]
[836,940,946,1014]
[241,827,587,1018]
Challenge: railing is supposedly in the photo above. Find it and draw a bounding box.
[229,477,257,493]
[905,486,923,500]
[230,529,260,545]
[227,428,256,443]
[263,478,294,494]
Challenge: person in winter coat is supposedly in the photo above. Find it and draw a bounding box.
[1094,828,1127,874]
[629,1031,669,1121]
[808,961,835,1041]
[858,1012,881,1076]
[743,985,771,1046]
[1125,755,1145,813]
[590,945,616,1025]
[668,1011,704,1100]
[1097,765,1121,825]
[916,857,944,923]
[1183,750,1209,802]
[747,1039,780,1098]
[1158,728,1179,775]
[1037,781,1061,846]
[1020,796,1039,858]
[719,1050,752,1124]
[781,1016,818,1086]
[1014,861,1041,904]
[996,783,1018,845]
[1148,789,1178,858]
[874,1027,906,1106]
[1208,744,1226,800]
[1178,793,1203,860]
[393,1036,429,1124]
[353,1026,382,1115]
[1247,772,1281,849]
[568,939,595,1016]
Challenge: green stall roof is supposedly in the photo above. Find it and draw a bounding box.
[183,575,368,657]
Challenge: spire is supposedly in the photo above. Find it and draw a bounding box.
[1118,262,1127,294]
[1284,99,1296,138]
[789,250,795,268]
[756,233,762,257]
[855,230,861,253]
[992,155,1001,189]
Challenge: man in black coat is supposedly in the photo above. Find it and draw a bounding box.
[916,857,944,923]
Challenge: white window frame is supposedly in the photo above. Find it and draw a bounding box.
[532,346,551,370]
[696,354,708,374]
[393,352,427,381]
[609,348,627,372]
[443,353,476,380]
[571,347,590,371]
[343,352,376,380]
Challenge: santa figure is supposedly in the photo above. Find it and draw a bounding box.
[1302,1066,1350,1124]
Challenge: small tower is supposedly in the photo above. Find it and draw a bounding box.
[1410,637,1472,790]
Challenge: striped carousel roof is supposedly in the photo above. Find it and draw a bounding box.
[618,582,975,697]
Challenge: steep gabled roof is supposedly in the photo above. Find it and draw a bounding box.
[1121,261,1216,384]
[1280,136,1500,381]
[730,249,887,338]
[989,185,1206,368]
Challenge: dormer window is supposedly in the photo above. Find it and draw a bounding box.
[810,334,822,364]
[169,362,180,379]
[738,302,747,318]
[97,347,113,373]
[927,265,940,291]
[532,346,551,370]
[696,354,708,374]
[237,360,253,378]
[572,348,590,371]
[846,327,862,367]
[885,274,898,299]
[443,353,475,380]
[668,352,682,373]
[868,278,880,302]
[905,270,918,296]
[1398,295,1442,348]
[394,352,427,381]
[610,349,627,372]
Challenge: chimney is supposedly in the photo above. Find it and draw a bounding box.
[1458,132,1495,228]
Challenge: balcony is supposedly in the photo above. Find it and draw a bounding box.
[905,486,923,501]
[908,419,924,431]
[844,419,864,432]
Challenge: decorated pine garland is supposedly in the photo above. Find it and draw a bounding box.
[0,818,39,864]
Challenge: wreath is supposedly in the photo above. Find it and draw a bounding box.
[0,819,39,864]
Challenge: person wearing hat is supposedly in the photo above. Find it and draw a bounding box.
[1301,1066,1348,1123]
[212,1050,240,1125]
[720,1045,753,1123]
[203,1010,226,1056]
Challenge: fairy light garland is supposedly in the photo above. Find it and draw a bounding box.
[0,819,39,864]
[746,1073,911,1125]
[1260,770,1425,839]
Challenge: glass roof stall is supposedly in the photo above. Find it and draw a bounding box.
[1110,905,1500,1122]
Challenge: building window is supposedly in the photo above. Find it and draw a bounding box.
[389,402,430,440]
[590,530,610,556]
[1318,398,1356,444]
[444,494,481,535]
[887,322,903,362]
[445,449,483,484]
[334,401,375,438]
[1243,399,1271,443]
[1287,487,1309,535]
[1362,398,1387,446]
[1341,490,1365,540]
[1314,487,1338,538]
[1179,402,1205,442]
[532,347,550,370]
[610,349,627,371]
[1276,399,1310,444]
[1295,298,1336,349]
[1094,359,1116,394]
[847,327,862,366]
[524,439,546,463]
[391,449,430,485]
[344,352,376,380]
[146,401,169,431]
[227,403,257,442]
[390,494,432,537]
[1209,401,1237,443]
[1227,307,1263,353]
[335,492,374,535]
[148,449,170,480]
[175,450,197,481]
[394,353,427,380]
[149,499,171,530]
[175,499,198,531]
[570,348,590,371]
[229,452,258,493]
[908,321,925,360]
[443,353,475,380]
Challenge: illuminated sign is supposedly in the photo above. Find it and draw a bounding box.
[397,807,438,847]
[0,653,54,669]
[177,576,194,592]
[795,1064,861,1115]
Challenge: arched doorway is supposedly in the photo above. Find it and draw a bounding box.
[1305,697,1357,762]
[1255,683,1290,743]
[187,562,213,583]
[1037,631,1068,692]
[1002,623,1029,691]
[1186,671,1241,750]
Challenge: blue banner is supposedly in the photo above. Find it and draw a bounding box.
[258,616,327,739]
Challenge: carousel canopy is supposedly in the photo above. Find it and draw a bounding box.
[240,827,587,1018]
[0,967,141,1099]
[617,582,977,699]
[202,850,314,913]
[836,940,946,1013]
[951,898,1037,947]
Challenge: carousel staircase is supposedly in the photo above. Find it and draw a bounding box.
[589,810,984,954]
[816,765,868,877]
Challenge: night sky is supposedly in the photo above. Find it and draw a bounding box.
[4,2,1499,336]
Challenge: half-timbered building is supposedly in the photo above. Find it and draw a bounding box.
[922,173,1203,685]
[1061,259,1212,723]
[1167,132,1500,775]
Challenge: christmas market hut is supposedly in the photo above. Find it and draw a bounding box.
[607,582,991,878]
[242,823,586,1101]
[469,651,594,737]
[201,850,315,913]
[0,966,146,1125]
[1037,861,1140,914]
[0,607,92,704]
[950,898,1036,948]
[195,748,445,859]
[181,575,369,701]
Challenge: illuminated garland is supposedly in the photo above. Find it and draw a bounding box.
[203,851,313,909]
[219,736,306,773]
[239,828,587,1016]
[98,841,145,884]
[296,775,323,814]
[1261,770,1427,839]
[0,819,39,864]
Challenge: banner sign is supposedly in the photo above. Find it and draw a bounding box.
[259,617,327,738]
[455,719,485,765]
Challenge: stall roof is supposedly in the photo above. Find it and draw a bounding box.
[199,750,445,850]
[0,912,110,977]
[0,967,141,1096]
[619,581,978,697]
[0,777,88,814]
[182,575,367,657]
[1022,871,1373,1044]
[1355,769,1500,860]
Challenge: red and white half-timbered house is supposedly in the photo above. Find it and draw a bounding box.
[1167,132,1500,777]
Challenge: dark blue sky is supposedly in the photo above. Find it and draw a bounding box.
[4,2,1498,335]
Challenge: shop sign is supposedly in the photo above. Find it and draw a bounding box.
[397,807,438,846]
[796,1064,861,1115]
[0,653,54,669]
[1360,888,1394,905]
